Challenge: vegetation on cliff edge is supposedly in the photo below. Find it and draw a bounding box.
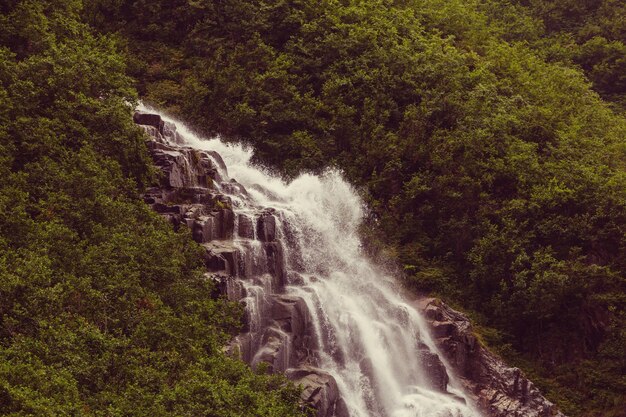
[0,1,305,415]
[1,0,625,415]
[83,0,626,415]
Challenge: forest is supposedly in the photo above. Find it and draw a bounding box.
[1,0,625,416]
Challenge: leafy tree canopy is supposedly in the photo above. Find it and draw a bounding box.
[83,0,626,415]
[0,1,305,415]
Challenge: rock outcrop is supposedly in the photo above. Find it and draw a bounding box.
[136,111,342,416]
[416,297,566,417]
[286,367,350,417]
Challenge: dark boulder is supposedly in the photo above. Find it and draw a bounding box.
[152,203,183,215]
[257,212,277,242]
[206,272,245,301]
[286,367,341,417]
[415,297,567,417]
[419,349,449,392]
[147,143,221,190]
[252,326,294,372]
[222,179,249,198]
[192,216,218,243]
[264,242,286,290]
[138,124,163,143]
[272,295,310,339]
[430,320,456,338]
[216,208,235,239]
[207,150,228,176]
[287,271,306,285]
[334,398,350,417]
[162,121,184,144]
[238,214,255,239]
[203,242,239,275]
[133,111,164,133]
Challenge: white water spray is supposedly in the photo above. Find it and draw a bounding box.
[139,104,481,417]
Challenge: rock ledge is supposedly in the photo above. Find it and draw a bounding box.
[416,297,566,417]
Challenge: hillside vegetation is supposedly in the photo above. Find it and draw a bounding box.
[1,0,625,416]
[0,1,305,415]
[84,0,626,415]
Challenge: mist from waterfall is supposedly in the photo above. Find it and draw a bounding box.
[139,104,481,417]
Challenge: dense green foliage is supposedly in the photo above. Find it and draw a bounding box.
[0,1,305,415]
[82,0,626,415]
[515,0,626,108]
[1,0,625,415]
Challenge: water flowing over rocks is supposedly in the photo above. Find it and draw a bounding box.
[416,298,566,417]
[135,108,565,417]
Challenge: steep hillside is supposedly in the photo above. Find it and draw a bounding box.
[1,0,625,416]
[84,1,626,415]
[0,2,305,415]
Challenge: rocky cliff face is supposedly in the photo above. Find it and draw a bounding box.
[135,111,347,417]
[135,111,565,417]
[416,298,566,417]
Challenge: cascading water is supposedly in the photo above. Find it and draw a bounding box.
[139,105,482,417]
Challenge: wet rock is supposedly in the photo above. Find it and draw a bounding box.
[246,294,316,373]
[222,179,249,198]
[161,213,183,229]
[138,124,163,143]
[217,208,235,239]
[250,325,298,373]
[235,241,268,278]
[186,188,214,204]
[156,184,214,210]
[206,273,245,301]
[162,121,184,144]
[334,398,350,417]
[193,216,218,243]
[249,183,283,201]
[196,151,221,185]
[134,111,164,133]
[149,148,196,188]
[227,333,253,362]
[430,320,456,338]
[203,242,239,275]
[141,121,223,195]
[204,252,227,272]
[419,349,449,392]
[254,348,279,372]
[357,357,371,379]
[356,357,386,415]
[286,367,340,417]
[147,138,172,150]
[423,303,444,321]
[264,242,286,289]
[207,150,227,175]
[415,297,567,417]
[152,203,183,215]
[183,204,205,219]
[257,212,277,242]
[272,295,309,339]
[225,277,246,301]
[238,214,255,239]
[287,271,306,285]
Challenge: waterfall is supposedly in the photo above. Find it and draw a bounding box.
[138,104,482,417]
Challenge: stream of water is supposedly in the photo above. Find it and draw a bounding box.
[139,104,481,417]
